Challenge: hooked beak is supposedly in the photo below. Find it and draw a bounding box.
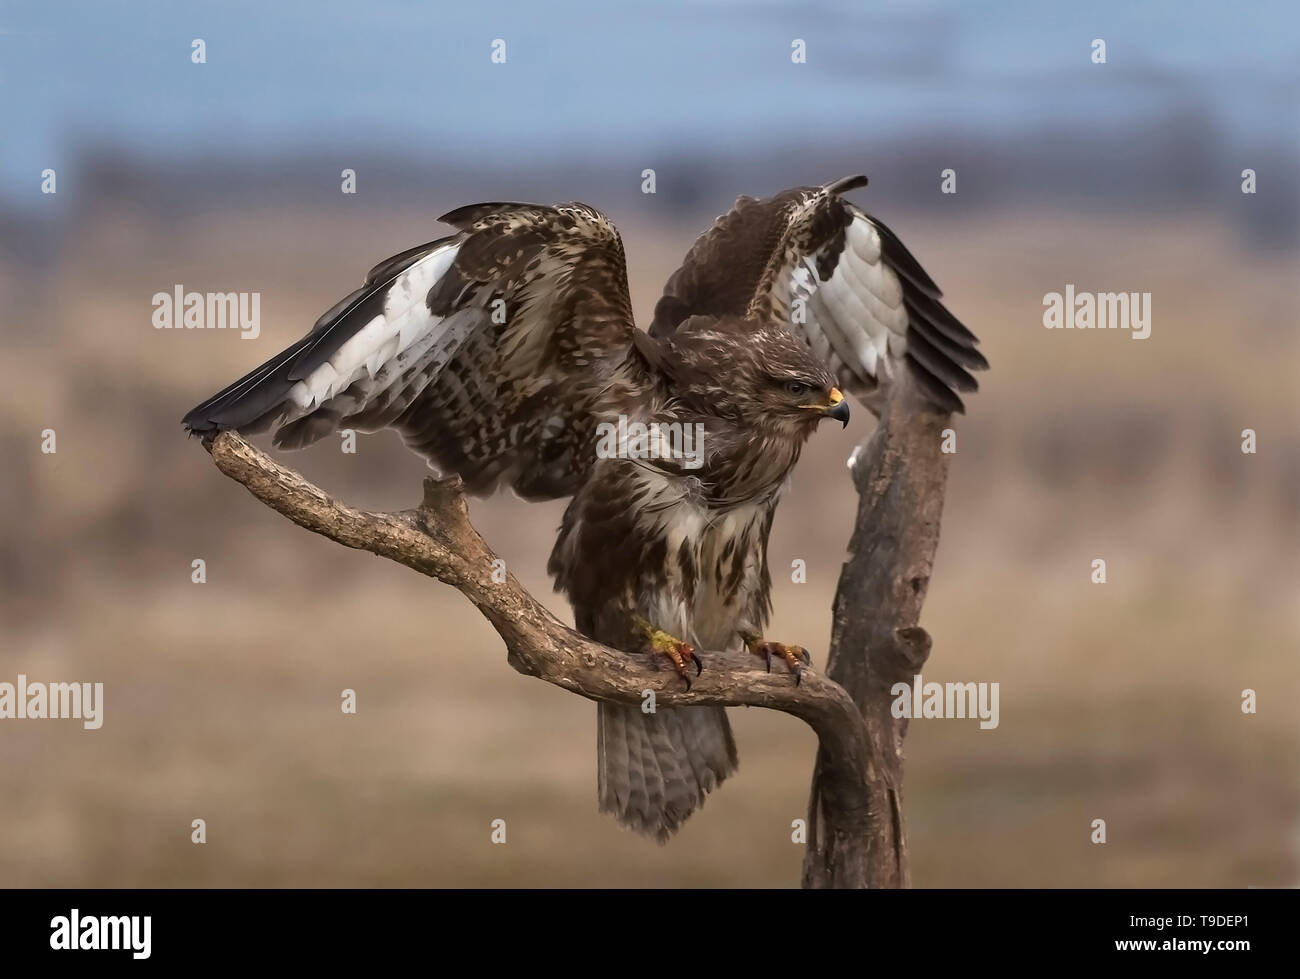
[824,387,850,428]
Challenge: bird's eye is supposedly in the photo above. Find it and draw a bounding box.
[784,380,809,397]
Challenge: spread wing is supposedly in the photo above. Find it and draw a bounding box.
[650,175,987,414]
[182,202,640,499]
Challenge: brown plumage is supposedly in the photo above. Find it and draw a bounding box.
[183,177,985,841]
[653,174,988,414]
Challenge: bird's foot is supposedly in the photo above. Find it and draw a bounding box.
[632,616,701,690]
[741,630,812,685]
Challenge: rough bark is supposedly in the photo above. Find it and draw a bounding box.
[802,373,949,888]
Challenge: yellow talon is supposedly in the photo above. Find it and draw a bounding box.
[632,616,701,688]
[741,631,812,685]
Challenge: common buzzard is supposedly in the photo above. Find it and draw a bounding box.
[183,175,985,841]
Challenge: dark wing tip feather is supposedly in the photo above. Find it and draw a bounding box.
[181,336,313,434]
[905,330,979,393]
[852,207,987,413]
[905,352,967,414]
[914,316,989,373]
[901,292,985,412]
[825,174,869,196]
[869,212,943,298]
[903,292,981,348]
[865,209,987,413]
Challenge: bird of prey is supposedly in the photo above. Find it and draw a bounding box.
[183,175,985,841]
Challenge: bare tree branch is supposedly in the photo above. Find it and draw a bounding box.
[202,431,873,856]
[200,365,951,891]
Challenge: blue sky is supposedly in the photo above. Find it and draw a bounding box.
[2,0,1296,204]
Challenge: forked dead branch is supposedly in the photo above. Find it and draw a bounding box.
[199,371,948,889]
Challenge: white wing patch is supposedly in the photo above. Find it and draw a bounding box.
[790,212,909,391]
[285,240,471,415]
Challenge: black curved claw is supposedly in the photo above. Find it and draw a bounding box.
[793,664,803,687]
[681,672,693,692]
[799,647,812,666]
[762,647,773,673]
[690,651,703,676]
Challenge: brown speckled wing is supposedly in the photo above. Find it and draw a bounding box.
[183,201,643,499]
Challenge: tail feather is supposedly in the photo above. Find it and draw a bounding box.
[597,702,737,842]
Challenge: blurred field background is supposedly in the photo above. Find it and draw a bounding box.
[1,0,1297,887]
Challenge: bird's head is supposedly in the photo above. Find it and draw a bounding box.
[665,316,849,436]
